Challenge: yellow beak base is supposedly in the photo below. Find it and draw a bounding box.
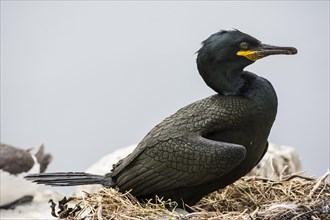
[236,50,260,61]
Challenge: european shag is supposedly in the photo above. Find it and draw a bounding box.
[25,30,297,207]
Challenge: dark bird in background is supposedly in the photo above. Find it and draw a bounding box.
[25,30,297,207]
[1,144,52,209]
[0,144,52,174]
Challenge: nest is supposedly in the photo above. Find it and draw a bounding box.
[50,171,330,220]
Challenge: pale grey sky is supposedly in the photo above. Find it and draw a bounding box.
[1,1,329,177]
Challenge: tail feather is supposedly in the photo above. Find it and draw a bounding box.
[24,172,115,187]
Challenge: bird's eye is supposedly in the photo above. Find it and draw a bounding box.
[239,42,249,50]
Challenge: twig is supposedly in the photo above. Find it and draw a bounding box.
[308,171,330,199]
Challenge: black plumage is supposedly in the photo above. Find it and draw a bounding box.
[25,30,297,207]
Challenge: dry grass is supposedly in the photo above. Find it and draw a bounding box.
[52,171,330,220]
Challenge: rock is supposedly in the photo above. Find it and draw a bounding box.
[0,189,64,219]
[0,170,39,207]
[248,143,302,178]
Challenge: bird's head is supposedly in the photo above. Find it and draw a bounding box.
[197,30,297,95]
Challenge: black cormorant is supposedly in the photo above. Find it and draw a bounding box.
[25,30,297,207]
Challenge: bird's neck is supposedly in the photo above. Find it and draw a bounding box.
[202,63,245,96]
